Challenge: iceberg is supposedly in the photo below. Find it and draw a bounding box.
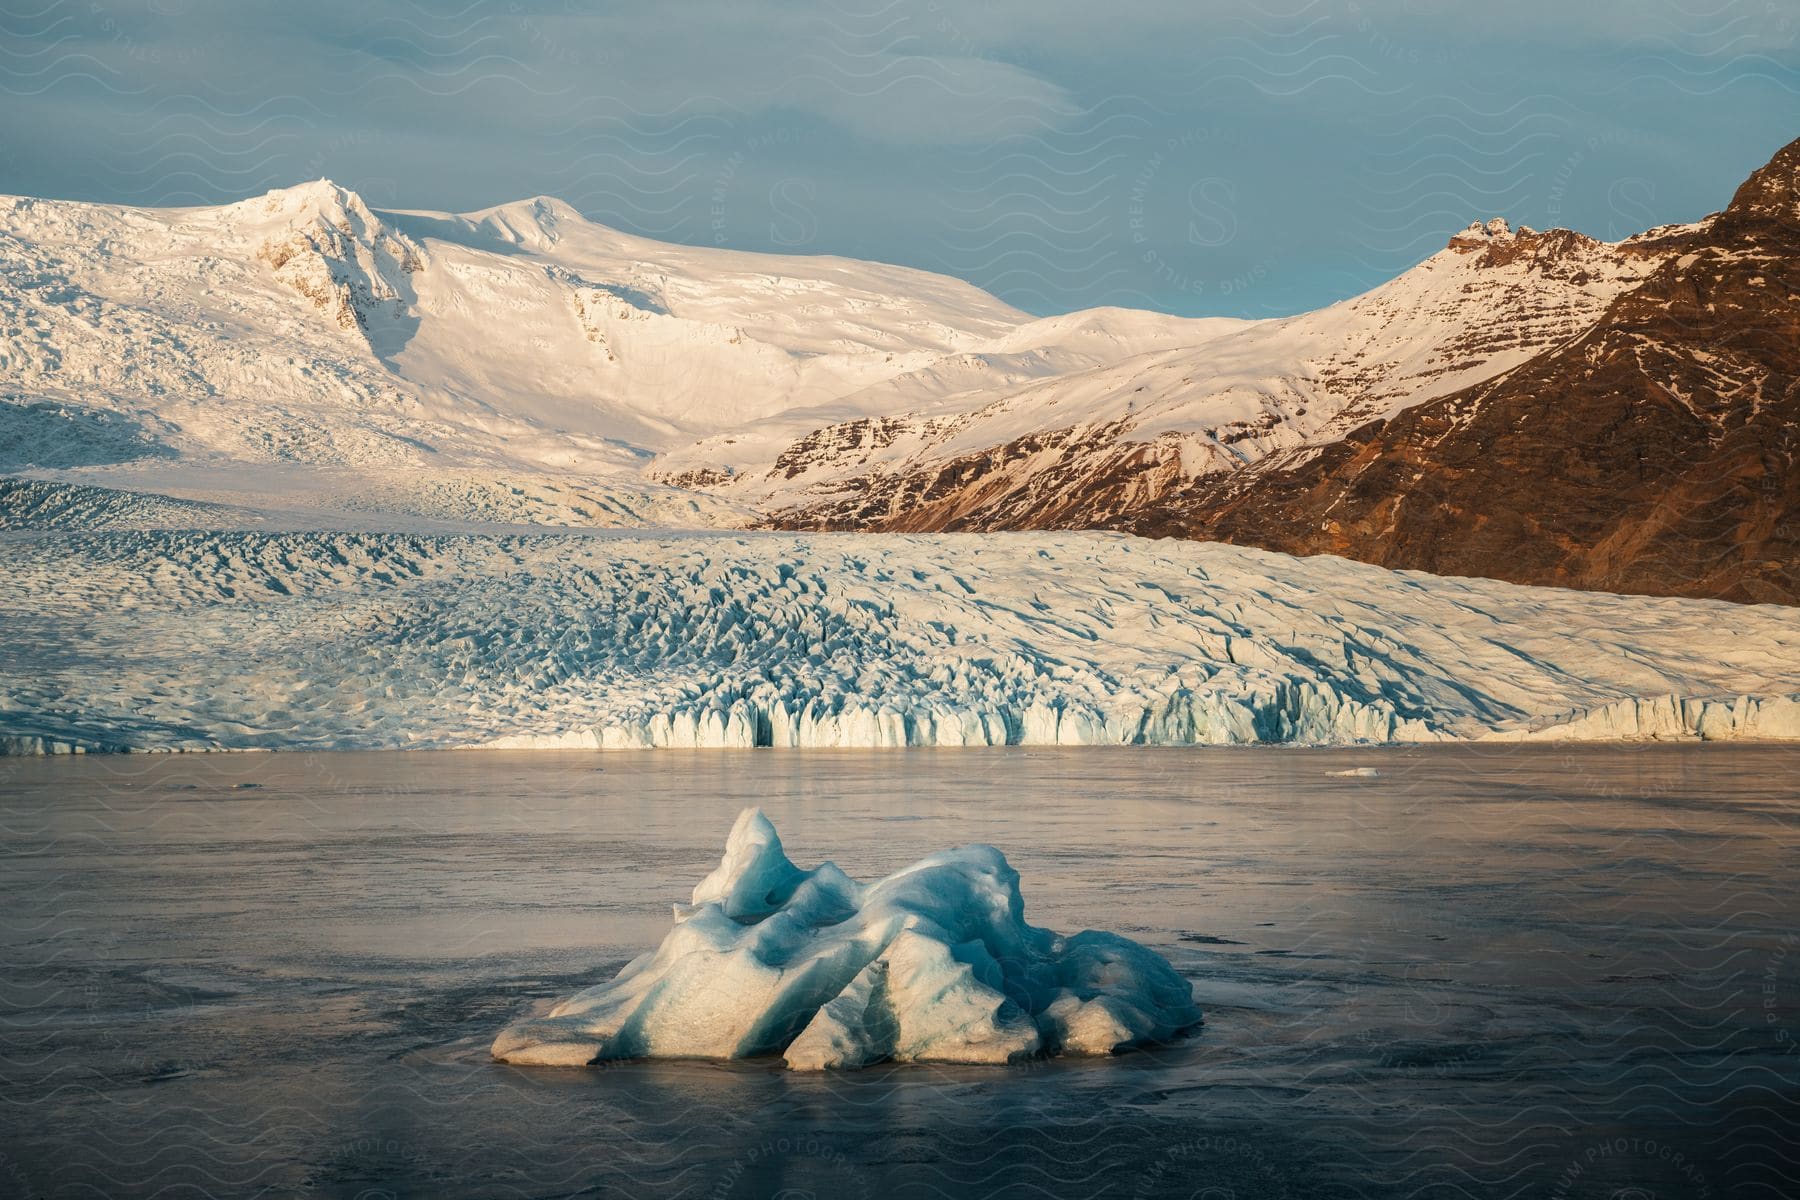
[491,808,1201,1070]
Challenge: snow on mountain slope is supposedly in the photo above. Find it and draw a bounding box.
[3,183,451,468]
[3,529,1795,755]
[376,195,1033,447]
[1,180,1081,527]
[0,181,1031,467]
[3,176,1691,541]
[724,220,1678,525]
[1140,137,1800,606]
[652,305,1229,490]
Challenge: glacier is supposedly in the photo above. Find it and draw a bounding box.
[1,527,1796,753]
[491,807,1202,1069]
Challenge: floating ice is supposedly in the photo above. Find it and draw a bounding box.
[491,808,1201,1069]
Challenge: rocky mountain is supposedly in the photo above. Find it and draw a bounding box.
[1118,138,1800,605]
[680,216,1667,519]
[754,139,1799,605]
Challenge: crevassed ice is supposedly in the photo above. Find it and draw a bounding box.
[4,531,1799,754]
[491,808,1202,1069]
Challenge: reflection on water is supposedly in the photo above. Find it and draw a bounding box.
[2,745,1796,1198]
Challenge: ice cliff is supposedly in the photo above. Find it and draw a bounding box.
[2,530,1796,753]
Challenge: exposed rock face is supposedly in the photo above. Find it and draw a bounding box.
[761,207,1678,535]
[254,182,424,338]
[767,139,1799,604]
[772,419,1193,532]
[1135,140,1800,605]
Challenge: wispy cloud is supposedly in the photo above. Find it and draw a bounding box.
[0,0,1792,317]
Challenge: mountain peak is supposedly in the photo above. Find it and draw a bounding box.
[246,179,371,221]
[467,195,595,251]
[1445,217,1540,251]
[242,180,423,340]
[1724,135,1800,224]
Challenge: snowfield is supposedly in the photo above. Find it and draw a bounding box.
[492,807,1202,1069]
[2,526,1795,755]
[0,181,1027,477]
[0,182,1673,535]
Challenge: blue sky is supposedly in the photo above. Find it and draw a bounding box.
[1,0,1794,317]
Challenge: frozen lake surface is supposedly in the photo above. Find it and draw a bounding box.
[3,746,1797,1198]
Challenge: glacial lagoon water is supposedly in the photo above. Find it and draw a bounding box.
[2,745,1797,1198]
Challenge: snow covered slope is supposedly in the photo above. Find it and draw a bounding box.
[3,528,1794,755]
[1,178,1670,537]
[0,181,1027,466]
[718,220,1679,526]
[0,180,1061,527]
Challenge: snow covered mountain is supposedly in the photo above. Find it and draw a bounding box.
[750,139,1799,605]
[1146,138,1800,605]
[0,179,1044,526]
[1,179,1034,462]
[2,140,1794,599]
[673,217,1673,521]
[0,170,1672,528]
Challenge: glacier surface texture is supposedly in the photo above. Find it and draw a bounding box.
[2,529,1796,753]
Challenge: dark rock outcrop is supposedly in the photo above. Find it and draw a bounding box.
[768,138,1800,605]
[1140,138,1799,604]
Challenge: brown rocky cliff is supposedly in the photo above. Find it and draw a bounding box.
[764,138,1799,604]
[1144,137,1800,604]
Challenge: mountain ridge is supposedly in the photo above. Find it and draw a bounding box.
[1115,137,1800,604]
[744,203,1687,532]
[3,143,1794,601]
[752,138,1798,604]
